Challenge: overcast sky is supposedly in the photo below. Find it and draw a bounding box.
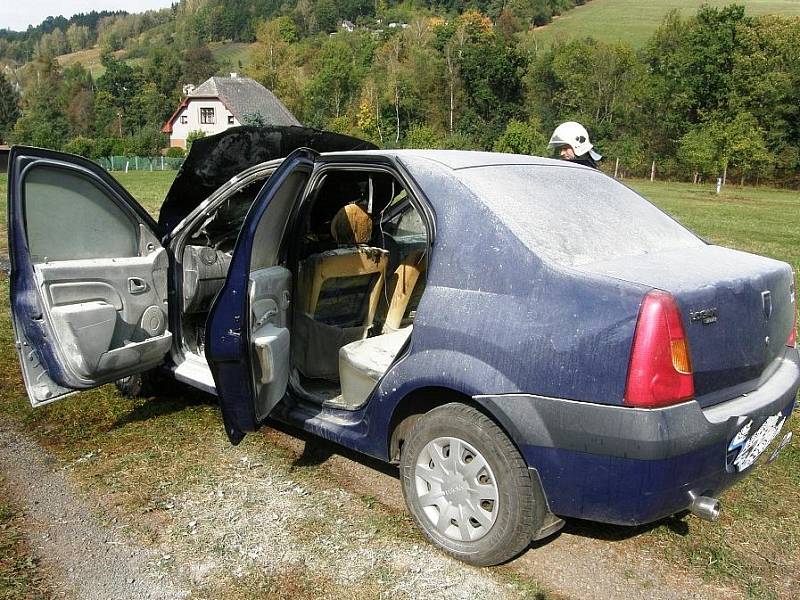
[1,1,176,32]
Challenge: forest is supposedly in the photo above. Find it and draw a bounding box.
[1,1,799,185]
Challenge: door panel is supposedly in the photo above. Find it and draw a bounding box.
[250,266,292,421]
[206,148,317,444]
[8,147,169,406]
[35,251,170,380]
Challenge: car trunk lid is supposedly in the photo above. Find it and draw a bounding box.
[578,245,795,407]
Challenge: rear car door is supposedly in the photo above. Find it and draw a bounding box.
[205,148,317,444]
[8,147,171,406]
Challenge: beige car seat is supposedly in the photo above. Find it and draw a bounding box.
[293,203,389,380]
[383,251,426,333]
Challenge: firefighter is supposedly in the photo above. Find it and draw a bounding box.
[548,121,602,169]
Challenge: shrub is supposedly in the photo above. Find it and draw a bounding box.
[165,146,185,158]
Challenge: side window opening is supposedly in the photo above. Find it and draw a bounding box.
[289,168,429,410]
[23,166,139,262]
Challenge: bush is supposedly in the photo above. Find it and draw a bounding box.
[63,137,96,158]
[493,119,548,156]
[186,130,206,151]
[165,146,185,158]
[403,125,445,149]
[94,137,126,158]
[124,128,167,156]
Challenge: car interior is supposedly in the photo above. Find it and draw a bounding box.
[177,165,429,411]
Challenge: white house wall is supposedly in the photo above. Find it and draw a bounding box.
[170,99,239,148]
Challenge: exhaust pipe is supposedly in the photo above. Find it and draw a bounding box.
[690,494,721,522]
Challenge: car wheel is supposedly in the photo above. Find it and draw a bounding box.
[114,371,157,398]
[399,403,544,566]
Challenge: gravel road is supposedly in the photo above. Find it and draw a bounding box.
[0,416,745,600]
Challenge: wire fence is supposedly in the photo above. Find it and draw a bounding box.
[95,156,186,172]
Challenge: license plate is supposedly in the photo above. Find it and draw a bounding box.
[729,413,786,472]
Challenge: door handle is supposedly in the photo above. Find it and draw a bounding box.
[128,277,148,294]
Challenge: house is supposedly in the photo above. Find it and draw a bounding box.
[162,74,301,149]
[341,20,355,32]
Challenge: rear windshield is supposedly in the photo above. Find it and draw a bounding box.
[457,164,703,267]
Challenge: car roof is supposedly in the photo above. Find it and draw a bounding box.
[321,149,588,171]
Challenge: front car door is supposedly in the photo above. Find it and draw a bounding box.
[8,147,171,406]
[205,148,317,444]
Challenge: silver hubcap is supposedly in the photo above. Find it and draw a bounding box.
[413,436,499,542]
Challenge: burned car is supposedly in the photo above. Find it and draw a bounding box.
[7,129,799,566]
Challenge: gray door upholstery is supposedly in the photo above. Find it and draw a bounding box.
[35,249,171,380]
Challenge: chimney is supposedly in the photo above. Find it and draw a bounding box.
[230,72,238,78]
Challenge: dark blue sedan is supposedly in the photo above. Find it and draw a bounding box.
[7,128,798,566]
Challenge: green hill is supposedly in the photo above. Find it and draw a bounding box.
[530,0,800,48]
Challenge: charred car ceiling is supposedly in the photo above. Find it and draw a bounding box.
[158,125,377,234]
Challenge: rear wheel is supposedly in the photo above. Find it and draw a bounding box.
[399,403,544,566]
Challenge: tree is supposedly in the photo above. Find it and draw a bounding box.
[493,119,548,156]
[305,35,372,126]
[458,36,526,148]
[187,129,206,151]
[247,19,294,92]
[66,24,91,52]
[0,72,20,142]
[678,123,722,183]
[145,47,183,98]
[182,45,220,86]
[404,124,444,149]
[10,85,70,149]
[242,112,268,126]
[722,112,772,185]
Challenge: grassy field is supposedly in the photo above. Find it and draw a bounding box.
[1,170,799,597]
[530,0,800,48]
[55,47,132,79]
[210,41,256,71]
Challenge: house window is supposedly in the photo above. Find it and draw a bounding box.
[180,115,188,125]
[227,115,234,125]
[200,108,215,124]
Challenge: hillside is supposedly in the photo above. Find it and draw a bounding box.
[530,0,800,47]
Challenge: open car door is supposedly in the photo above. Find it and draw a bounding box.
[205,148,317,444]
[8,147,172,406]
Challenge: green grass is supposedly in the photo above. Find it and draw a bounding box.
[529,0,800,48]
[210,41,256,71]
[1,171,800,597]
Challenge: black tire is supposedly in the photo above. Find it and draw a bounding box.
[400,403,544,566]
[114,370,157,398]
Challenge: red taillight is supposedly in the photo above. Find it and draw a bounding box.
[624,291,694,408]
[788,272,797,348]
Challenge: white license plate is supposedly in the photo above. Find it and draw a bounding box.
[730,413,786,472]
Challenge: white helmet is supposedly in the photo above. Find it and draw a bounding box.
[548,121,593,156]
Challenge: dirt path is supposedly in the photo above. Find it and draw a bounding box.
[0,400,743,600]
[0,424,191,600]
[262,424,744,600]
[0,421,542,599]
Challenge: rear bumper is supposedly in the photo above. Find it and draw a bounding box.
[476,349,800,525]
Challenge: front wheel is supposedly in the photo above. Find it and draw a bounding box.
[399,403,544,566]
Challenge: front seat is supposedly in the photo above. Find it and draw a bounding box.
[293,203,389,380]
